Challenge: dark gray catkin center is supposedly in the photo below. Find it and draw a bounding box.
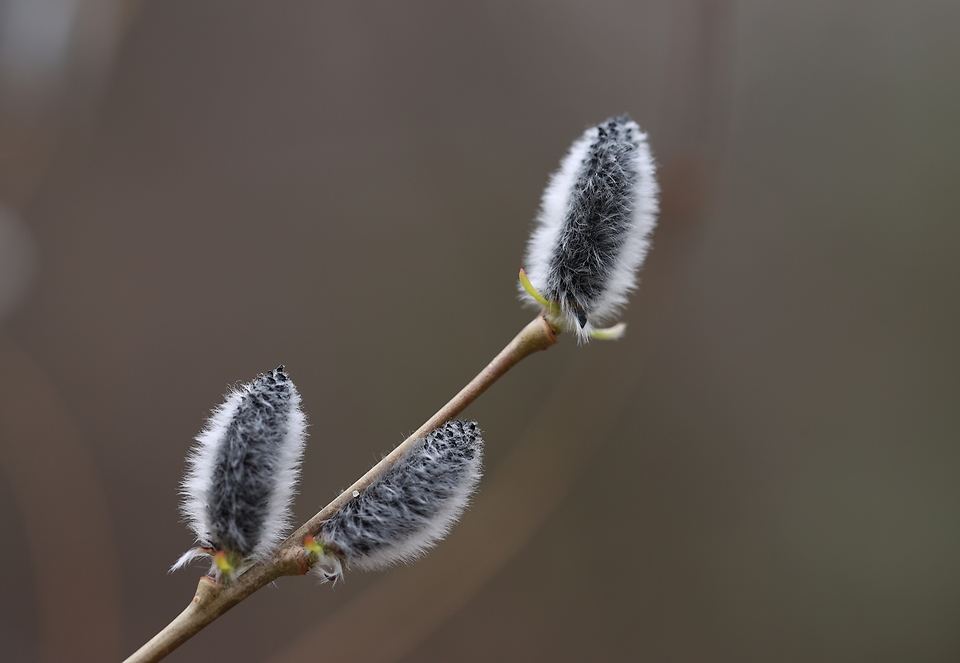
[548,117,640,318]
[207,369,290,555]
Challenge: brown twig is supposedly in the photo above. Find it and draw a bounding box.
[122,315,558,663]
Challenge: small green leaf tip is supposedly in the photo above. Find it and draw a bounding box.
[519,268,558,312]
[211,550,244,582]
[590,322,627,340]
[303,535,323,555]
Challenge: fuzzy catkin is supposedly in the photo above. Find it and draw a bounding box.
[319,420,483,574]
[522,115,658,340]
[176,366,307,568]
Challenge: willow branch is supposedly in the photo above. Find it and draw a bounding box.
[123,315,558,663]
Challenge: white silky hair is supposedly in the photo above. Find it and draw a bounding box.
[521,116,659,341]
[317,420,483,578]
[173,366,307,572]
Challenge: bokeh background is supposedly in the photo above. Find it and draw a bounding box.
[1,1,958,662]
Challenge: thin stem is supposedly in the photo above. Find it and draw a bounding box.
[123,315,558,663]
[294,314,556,539]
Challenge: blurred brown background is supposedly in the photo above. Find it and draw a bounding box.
[1,1,958,662]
